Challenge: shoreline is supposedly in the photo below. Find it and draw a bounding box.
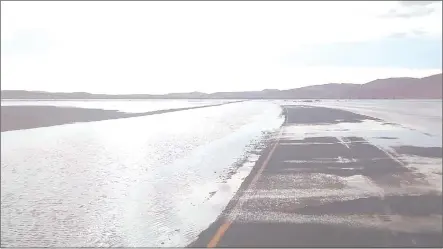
[0,101,242,132]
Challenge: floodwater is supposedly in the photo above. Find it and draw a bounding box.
[1,101,283,247]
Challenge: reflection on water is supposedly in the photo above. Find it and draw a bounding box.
[1,101,283,247]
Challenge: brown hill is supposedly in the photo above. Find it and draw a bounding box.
[355,74,442,99]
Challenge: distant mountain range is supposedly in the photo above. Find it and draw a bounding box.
[2,73,441,100]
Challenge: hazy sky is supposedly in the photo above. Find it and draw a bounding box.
[1,1,442,94]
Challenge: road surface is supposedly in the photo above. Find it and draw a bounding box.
[190,105,442,247]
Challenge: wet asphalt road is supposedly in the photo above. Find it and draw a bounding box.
[190,105,442,247]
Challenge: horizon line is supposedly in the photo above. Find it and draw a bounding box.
[1,72,441,96]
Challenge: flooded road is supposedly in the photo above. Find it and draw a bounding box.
[2,101,441,247]
[191,105,442,247]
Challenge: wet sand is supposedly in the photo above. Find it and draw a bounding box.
[1,101,239,132]
[190,105,442,247]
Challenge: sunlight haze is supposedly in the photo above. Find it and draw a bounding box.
[1,1,442,94]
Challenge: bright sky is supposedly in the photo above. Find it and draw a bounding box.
[1,1,442,94]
